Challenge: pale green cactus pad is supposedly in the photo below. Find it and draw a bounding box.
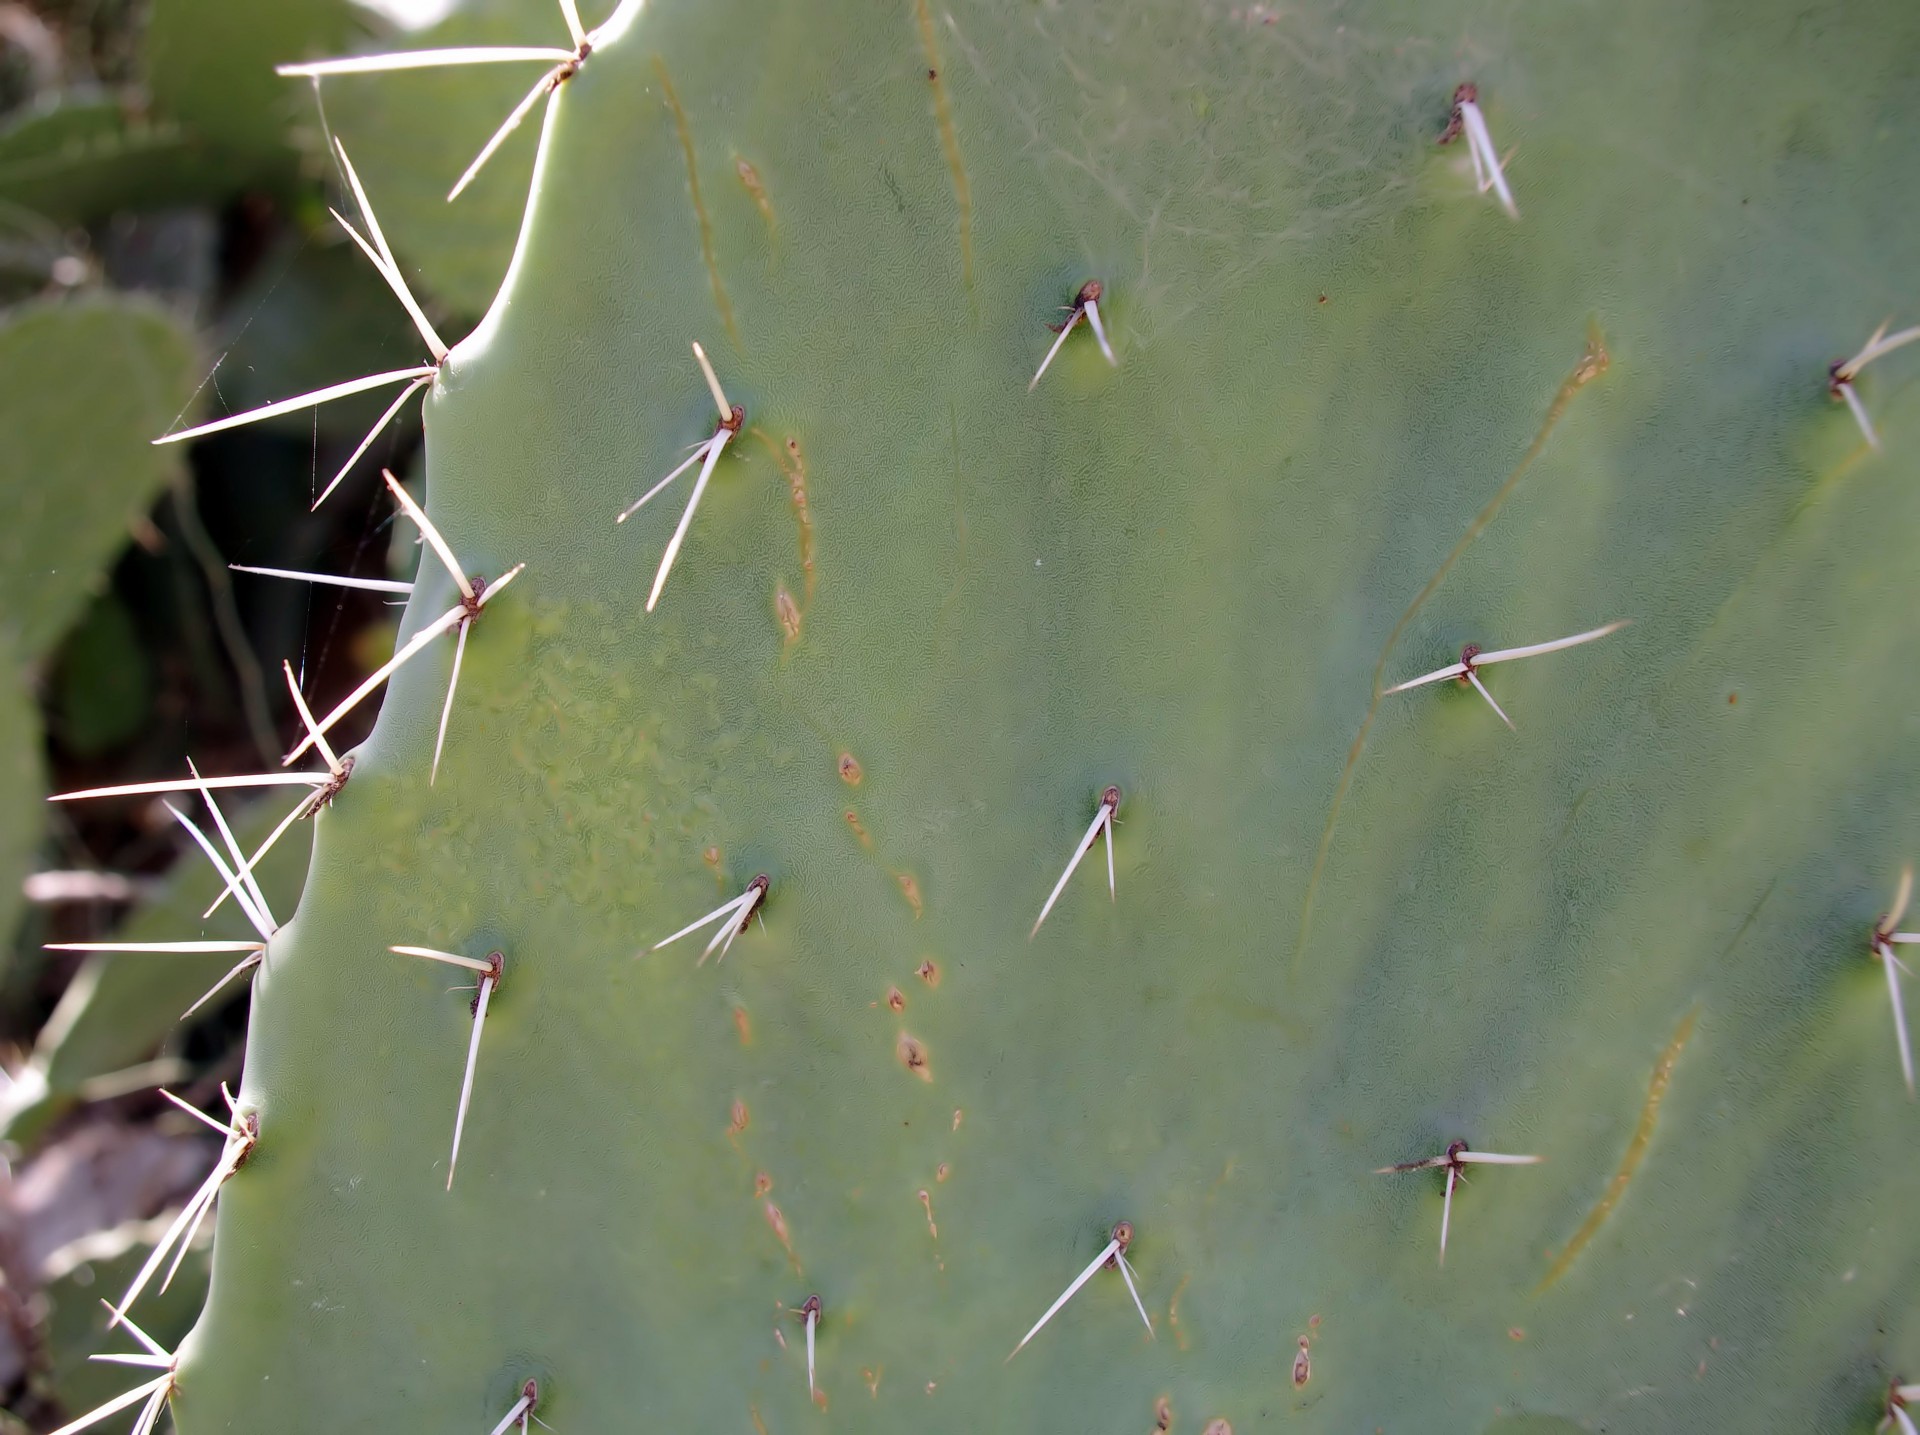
[98,0,1920,1430]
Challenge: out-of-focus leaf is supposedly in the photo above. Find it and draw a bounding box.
[0,93,231,222]
[145,0,364,176]
[0,797,309,1145]
[0,294,197,662]
[42,1216,210,1412]
[0,626,44,988]
[49,594,153,757]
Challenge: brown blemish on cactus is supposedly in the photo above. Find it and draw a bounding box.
[764,1200,802,1272]
[733,1005,753,1046]
[749,1404,768,1435]
[469,950,503,1017]
[750,429,815,612]
[897,1032,933,1080]
[732,153,777,241]
[1203,1421,1233,1435]
[728,1100,749,1142]
[1297,323,1612,973]
[653,57,737,345]
[917,958,940,986]
[1153,1395,1174,1432]
[935,1162,949,1182]
[838,752,862,785]
[918,1187,938,1237]
[308,753,354,815]
[754,1171,773,1197]
[1537,1004,1698,1292]
[702,846,721,870]
[1207,1156,1237,1202]
[886,986,906,1012]
[1292,1335,1311,1387]
[912,0,972,286]
[896,871,925,918]
[775,584,801,643]
[845,809,875,851]
[1437,81,1476,144]
[785,438,814,605]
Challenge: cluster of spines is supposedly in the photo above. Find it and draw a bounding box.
[40,3,1920,1429]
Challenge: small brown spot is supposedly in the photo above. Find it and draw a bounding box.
[886,986,906,1012]
[775,584,801,643]
[1292,1336,1310,1387]
[838,752,863,785]
[845,809,874,850]
[733,1005,753,1046]
[912,0,971,285]
[728,1100,749,1140]
[785,438,814,605]
[916,958,941,986]
[897,1032,932,1081]
[934,1162,949,1183]
[1727,692,1738,705]
[1307,1313,1321,1330]
[750,429,815,612]
[896,871,924,919]
[1438,82,1473,144]
[917,1188,938,1237]
[754,1171,773,1197]
[732,153,777,238]
[1317,293,1329,304]
[1153,1395,1174,1433]
[763,1200,800,1270]
[1508,1326,1526,1341]
[1203,1422,1234,1435]
[1571,323,1610,387]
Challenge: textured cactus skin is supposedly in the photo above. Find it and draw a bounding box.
[171,0,1920,1430]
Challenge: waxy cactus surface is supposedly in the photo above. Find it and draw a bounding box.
[73,0,1920,1430]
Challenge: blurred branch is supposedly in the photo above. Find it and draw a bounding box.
[167,477,278,765]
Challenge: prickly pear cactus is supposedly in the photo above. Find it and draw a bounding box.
[120,0,1920,1430]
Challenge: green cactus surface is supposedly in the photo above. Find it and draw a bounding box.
[112,0,1920,1429]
